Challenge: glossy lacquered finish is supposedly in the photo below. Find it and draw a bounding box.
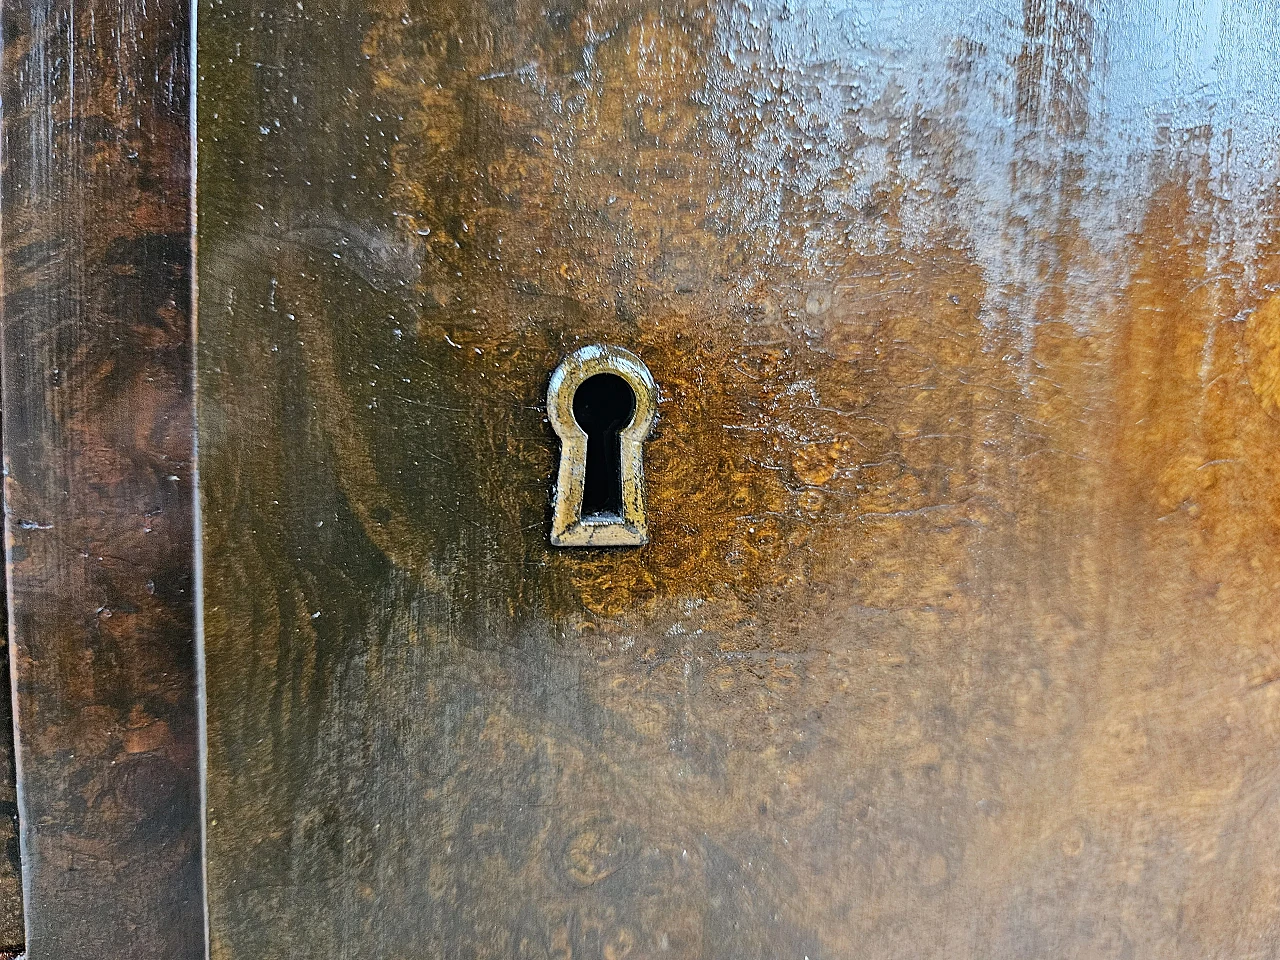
[0,0,205,955]
[198,0,1276,954]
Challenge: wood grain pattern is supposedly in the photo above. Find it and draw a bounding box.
[0,0,205,955]
[199,0,1280,956]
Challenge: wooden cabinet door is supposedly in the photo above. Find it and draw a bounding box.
[196,2,1280,953]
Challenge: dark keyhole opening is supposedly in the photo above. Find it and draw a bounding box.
[573,373,637,518]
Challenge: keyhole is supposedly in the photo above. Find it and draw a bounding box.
[572,373,637,518]
[548,345,656,547]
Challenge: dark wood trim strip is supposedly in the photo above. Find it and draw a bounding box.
[0,426,24,951]
[0,0,205,956]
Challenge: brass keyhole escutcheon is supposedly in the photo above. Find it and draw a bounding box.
[547,345,657,547]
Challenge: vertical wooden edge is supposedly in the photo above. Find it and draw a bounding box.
[0,413,24,951]
[0,0,206,956]
[191,0,211,947]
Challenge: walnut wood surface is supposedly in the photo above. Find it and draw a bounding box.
[0,0,204,955]
[200,0,1280,956]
